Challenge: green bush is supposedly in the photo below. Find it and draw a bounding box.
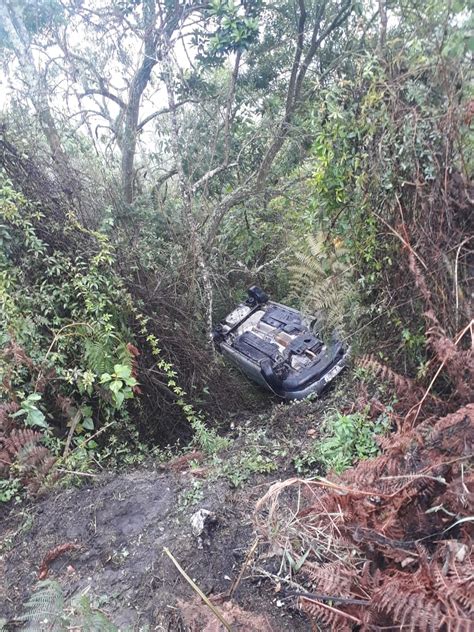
[295,410,390,475]
[0,175,140,484]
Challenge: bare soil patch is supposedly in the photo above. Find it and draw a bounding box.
[0,467,309,630]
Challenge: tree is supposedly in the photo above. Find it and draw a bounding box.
[159,0,355,332]
[53,0,261,204]
[0,0,67,164]
[0,0,357,335]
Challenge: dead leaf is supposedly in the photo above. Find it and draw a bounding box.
[38,542,80,579]
[177,597,275,631]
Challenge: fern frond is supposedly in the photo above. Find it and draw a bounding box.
[3,428,42,459]
[84,335,134,376]
[0,401,20,430]
[303,560,358,597]
[0,428,57,496]
[20,580,66,632]
[288,233,354,337]
[299,596,356,630]
[73,595,119,632]
[115,342,134,370]
[358,355,424,400]
[84,338,114,375]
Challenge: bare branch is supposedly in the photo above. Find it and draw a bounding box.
[223,50,242,163]
[136,100,197,131]
[286,0,307,112]
[204,183,253,250]
[378,0,388,50]
[152,168,178,191]
[295,0,352,99]
[229,247,292,275]
[79,89,126,109]
[191,163,237,195]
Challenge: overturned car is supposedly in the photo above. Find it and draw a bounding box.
[213,287,349,400]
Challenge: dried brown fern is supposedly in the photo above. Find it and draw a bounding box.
[303,560,360,598]
[0,426,58,496]
[0,400,19,432]
[255,404,474,631]
[407,250,474,404]
[0,428,42,476]
[426,323,474,402]
[358,354,425,401]
[1,337,63,497]
[3,337,34,370]
[299,596,357,630]
[371,550,474,632]
[424,404,474,456]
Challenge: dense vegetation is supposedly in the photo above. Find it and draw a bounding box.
[0,0,472,627]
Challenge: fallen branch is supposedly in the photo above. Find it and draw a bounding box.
[163,546,234,632]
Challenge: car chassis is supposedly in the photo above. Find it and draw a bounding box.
[213,287,349,400]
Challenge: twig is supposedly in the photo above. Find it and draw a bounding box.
[65,421,115,457]
[406,319,473,424]
[257,566,369,607]
[381,473,447,484]
[228,536,259,599]
[299,596,363,624]
[254,566,306,592]
[374,208,428,270]
[163,547,234,632]
[286,590,370,606]
[35,322,93,391]
[63,408,82,458]
[453,238,473,327]
[56,468,99,478]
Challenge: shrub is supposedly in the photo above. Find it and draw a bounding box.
[295,410,390,475]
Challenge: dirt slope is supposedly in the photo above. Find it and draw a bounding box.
[0,466,308,630]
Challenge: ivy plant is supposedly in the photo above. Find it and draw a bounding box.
[100,364,137,409]
[11,393,48,429]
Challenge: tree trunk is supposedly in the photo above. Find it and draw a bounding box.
[1,2,68,165]
[120,0,158,204]
[120,59,156,204]
[378,0,388,51]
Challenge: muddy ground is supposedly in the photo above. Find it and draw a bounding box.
[0,388,352,631]
[1,466,312,630]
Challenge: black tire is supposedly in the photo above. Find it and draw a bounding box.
[247,286,269,305]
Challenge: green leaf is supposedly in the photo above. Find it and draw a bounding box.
[100,373,112,383]
[113,364,131,379]
[11,409,27,418]
[114,391,125,408]
[294,548,311,573]
[27,409,48,429]
[82,417,94,430]
[109,380,123,394]
[123,388,134,400]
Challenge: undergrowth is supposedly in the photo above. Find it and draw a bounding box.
[294,409,390,475]
[0,173,227,500]
[256,35,473,627]
[0,580,120,632]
